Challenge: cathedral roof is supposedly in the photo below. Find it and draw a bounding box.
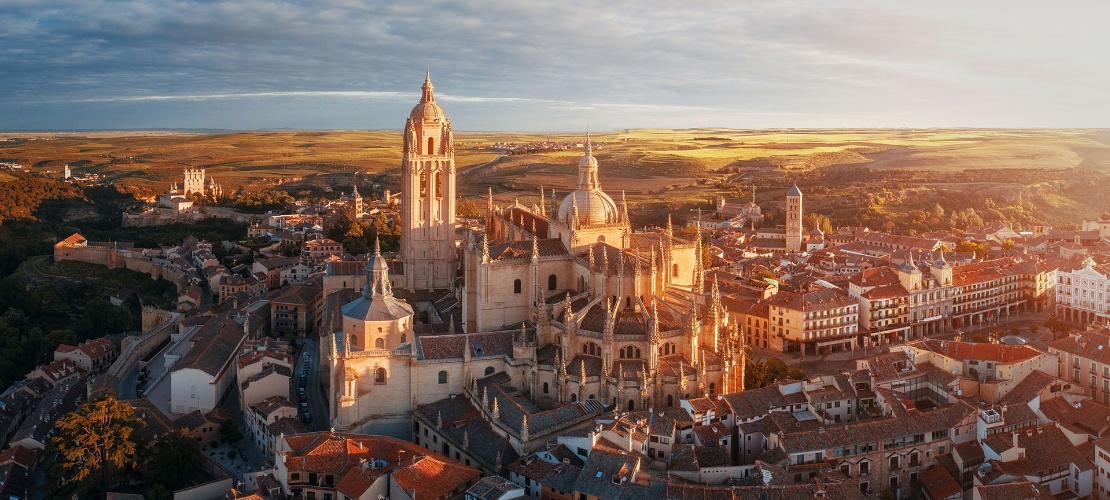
[340,294,413,322]
[488,238,568,261]
[787,184,802,197]
[416,329,520,360]
[502,207,550,238]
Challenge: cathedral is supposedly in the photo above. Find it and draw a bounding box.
[323,74,745,437]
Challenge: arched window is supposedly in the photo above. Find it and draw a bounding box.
[625,296,631,308]
[620,345,641,359]
[419,173,427,197]
[589,394,596,400]
[583,342,600,356]
[435,172,442,198]
[349,334,358,349]
[514,279,522,294]
[427,137,435,156]
[543,382,549,394]
[375,338,385,349]
[570,394,577,402]
[438,371,448,384]
[375,367,387,384]
[627,399,636,411]
[667,394,674,407]
[484,366,495,376]
[378,327,383,333]
[709,382,716,395]
[548,274,557,291]
[673,264,679,278]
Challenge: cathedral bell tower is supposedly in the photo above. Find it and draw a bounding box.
[401,72,457,290]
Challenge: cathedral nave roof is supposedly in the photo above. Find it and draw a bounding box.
[416,329,518,360]
[568,355,604,377]
[501,206,550,238]
[487,238,569,261]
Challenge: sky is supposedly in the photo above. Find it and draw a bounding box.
[1,1,1108,131]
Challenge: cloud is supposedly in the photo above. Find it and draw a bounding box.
[0,0,1107,129]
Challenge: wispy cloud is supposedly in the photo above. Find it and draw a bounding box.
[0,1,1107,130]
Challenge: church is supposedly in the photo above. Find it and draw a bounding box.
[322,74,745,437]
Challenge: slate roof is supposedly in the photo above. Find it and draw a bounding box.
[272,284,321,306]
[417,329,519,360]
[488,238,569,261]
[974,481,1054,500]
[571,446,641,499]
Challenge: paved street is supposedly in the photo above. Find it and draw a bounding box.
[299,337,329,431]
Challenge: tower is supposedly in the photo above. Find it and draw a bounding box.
[785,184,803,252]
[400,72,457,290]
[183,168,206,196]
[351,184,363,217]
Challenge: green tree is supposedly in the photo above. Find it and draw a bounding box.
[146,429,204,491]
[1045,314,1070,339]
[955,240,988,259]
[802,213,833,234]
[456,198,482,217]
[1029,323,1039,336]
[48,395,143,496]
[220,419,243,444]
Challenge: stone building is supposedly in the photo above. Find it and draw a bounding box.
[321,75,744,438]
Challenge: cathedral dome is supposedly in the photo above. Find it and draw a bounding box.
[557,190,619,226]
[556,136,620,226]
[410,101,446,122]
[409,72,445,122]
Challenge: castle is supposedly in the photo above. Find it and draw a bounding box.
[323,74,747,438]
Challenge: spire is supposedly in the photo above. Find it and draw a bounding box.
[421,71,434,103]
[571,195,580,228]
[620,190,629,223]
[492,396,500,419]
[521,414,530,442]
[532,232,539,262]
[588,243,595,271]
[666,215,673,240]
[576,134,601,191]
[481,232,489,264]
[539,186,546,217]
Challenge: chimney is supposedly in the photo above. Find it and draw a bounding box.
[1012,431,1018,449]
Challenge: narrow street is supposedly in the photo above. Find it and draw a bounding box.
[299,337,329,431]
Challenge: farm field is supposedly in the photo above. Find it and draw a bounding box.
[2,128,1109,229]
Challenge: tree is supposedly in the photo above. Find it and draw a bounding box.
[1045,314,1070,339]
[456,198,482,217]
[745,356,807,389]
[955,240,988,259]
[220,419,243,444]
[146,429,204,491]
[1029,323,1039,336]
[48,395,143,496]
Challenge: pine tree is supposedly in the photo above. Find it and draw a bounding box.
[48,394,143,496]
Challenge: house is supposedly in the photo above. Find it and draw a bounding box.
[237,337,294,409]
[169,314,247,414]
[53,337,118,373]
[270,285,323,337]
[274,432,481,500]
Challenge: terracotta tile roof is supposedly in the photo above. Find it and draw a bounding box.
[59,233,86,245]
[1039,397,1110,436]
[779,401,974,454]
[272,285,321,307]
[1001,370,1061,404]
[417,329,519,360]
[989,425,1094,478]
[502,207,550,239]
[953,440,984,467]
[913,339,1042,364]
[766,287,856,313]
[921,465,961,500]
[974,481,1054,500]
[488,238,569,261]
[1049,330,1110,365]
[722,385,807,421]
[0,445,41,468]
[283,432,480,500]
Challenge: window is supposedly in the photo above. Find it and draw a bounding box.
[428,137,434,156]
[548,274,557,291]
[484,366,495,376]
[514,279,522,294]
[375,338,385,349]
[673,264,679,277]
[419,173,427,197]
[543,382,549,394]
[620,345,641,359]
[438,371,448,384]
[375,367,387,384]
